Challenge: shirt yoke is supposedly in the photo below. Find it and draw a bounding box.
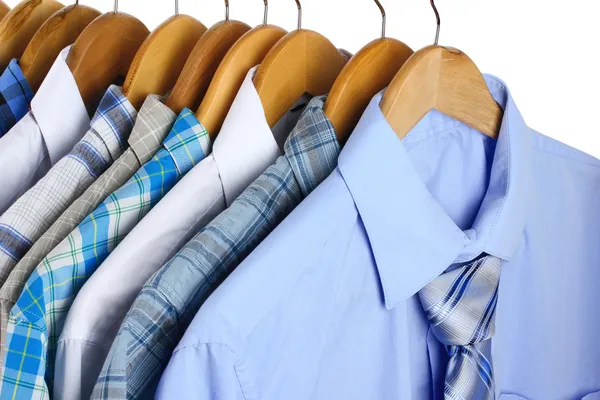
[531,128,600,169]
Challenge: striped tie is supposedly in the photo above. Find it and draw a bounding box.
[419,255,502,400]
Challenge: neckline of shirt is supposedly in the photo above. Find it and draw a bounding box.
[89,85,137,162]
[30,46,90,165]
[338,75,533,309]
[283,95,341,197]
[209,65,308,207]
[127,94,176,165]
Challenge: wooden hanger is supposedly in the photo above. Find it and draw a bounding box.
[0,1,11,20]
[122,1,207,110]
[0,0,65,70]
[380,0,502,140]
[67,1,149,113]
[196,0,286,138]
[166,0,250,115]
[20,2,101,93]
[253,0,347,128]
[324,0,413,143]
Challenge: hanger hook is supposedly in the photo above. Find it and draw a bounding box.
[263,0,268,25]
[374,0,386,39]
[175,0,179,15]
[74,0,79,5]
[430,0,440,45]
[295,0,302,30]
[114,0,118,13]
[224,0,229,21]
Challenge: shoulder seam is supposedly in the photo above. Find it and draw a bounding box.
[533,144,600,169]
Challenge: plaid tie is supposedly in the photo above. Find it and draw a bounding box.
[419,255,502,400]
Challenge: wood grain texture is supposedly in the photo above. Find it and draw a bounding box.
[0,0,64,70]
[324,38,413,143]
[20,4,101,93]
[0,1,10,21]
[253,29,347,129]
[166,20,251,115]
[380,45,503,140]
[122,14,207,110]
[67,12,149,114]
[196,24,287,138]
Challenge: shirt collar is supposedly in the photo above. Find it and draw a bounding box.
[30,46,90,164]
[89,85,137,161]
[164,108,212,176]
[211,66,308,206]
[0,59,33,135]
[127,94,177,165]
[338,75,533,309]
[285,95,341,196]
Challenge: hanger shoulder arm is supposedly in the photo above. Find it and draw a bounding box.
[381,45,503,140]
[0,0,65,70]
[324,38,414,142]
[67,12,149,111]
[254,29,347,128]
[0,1,10,20]
[196,24,287,137]
[436,48,503,137]
[122,15,207,110]
[166,20,251,115]
[20,4,101,92]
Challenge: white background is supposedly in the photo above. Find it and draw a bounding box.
[7,0,600,157]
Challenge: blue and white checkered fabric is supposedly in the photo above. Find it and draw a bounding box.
[93,96,340,399]
[0,85,137,287]
[0,108,210,400]
[0,59,33,137]
[419,255,502,400]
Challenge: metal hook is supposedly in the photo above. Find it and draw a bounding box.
[295,0,302,30]
[114,0,118,13]
[225,0,229,21]
[430,0,440,45]
[374,0,386,39]
[263,0,268,25]
[175,0,179,15]
[74,0,79,5]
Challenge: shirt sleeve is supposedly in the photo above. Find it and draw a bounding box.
[156,343,247,400]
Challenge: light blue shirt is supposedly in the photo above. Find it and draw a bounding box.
[157,76,600,400]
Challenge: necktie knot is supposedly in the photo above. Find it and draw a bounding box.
[419,255,503,399]
[420,256,502,347]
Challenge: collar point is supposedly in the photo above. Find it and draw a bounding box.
[382,282,416,311]
[383,296,400,311]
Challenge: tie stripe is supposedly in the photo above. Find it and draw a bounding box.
[419,255,502,400]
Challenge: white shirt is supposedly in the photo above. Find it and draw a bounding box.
[0,46,89,214]
[54,67,308,400]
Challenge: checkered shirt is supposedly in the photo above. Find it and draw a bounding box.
[0,59,33,137]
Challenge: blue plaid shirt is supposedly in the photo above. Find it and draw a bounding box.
[1,109,211,400]
[93,96,340,399]
[0,59,33,138]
